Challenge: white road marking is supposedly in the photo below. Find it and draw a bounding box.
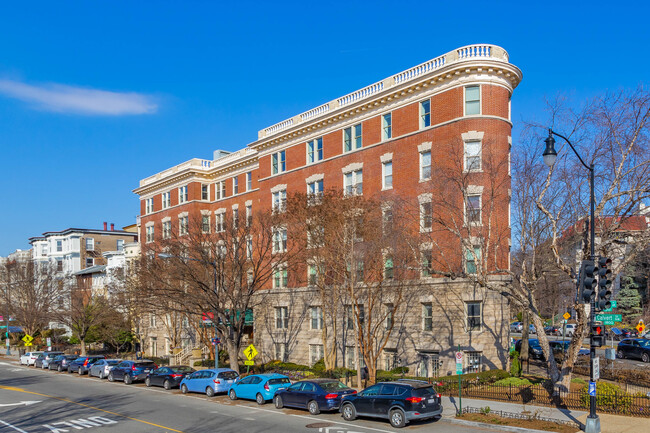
[0,419,29,433]
[0,400,41,407]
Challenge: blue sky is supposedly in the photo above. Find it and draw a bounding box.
[1,1,648,255]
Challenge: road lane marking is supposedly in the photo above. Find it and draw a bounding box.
[0,385,185,432]
[0,419,28,433]
[0,400,41,407]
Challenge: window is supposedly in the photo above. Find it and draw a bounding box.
[246,172,252,191]
[421,250,433,277]
[420,201,432,231]
[382,113,392,140]
[274,343,286,361]
[464,140,481,171]
[56,240,62,252]
[150,314,156,327]
[465,85,480,115]
[85,238,94,251]
[201,184,209,200]
[273,228,287,253]
[382,208,393,234]
[346,259,364,282]
[162,192,170,209]
[344,169,363,196]
[466,194,481,224]
[385,304,394,330]
[307,179,324,202]
[273,267,288,288]
[40,245,47,256]
[215,213,225,233]
[178,186,188,204]
[466,351,482,373]
[233,177,238,195]
[246,237,253,260]
[420,99,431,128]
[215,181,226,200]
[162,221,171,239]
[422,303,433,331]
[467,301,482,331]
[420,151,431,180]
[146,226,154,243]
[309,344,324,366]
[384,256,394,280]
[85,258,94,267]
[382,161,392,189]
[272,189,287,212]
[307,137,323,164]
[345,347,355,369]
[344,305,354,330]
[179,215,189,236]
[383,349,397,371]
[465,245,481,274]
[275,307,288,329]
[343,124,362,152]
[272,151,286,175]
[246,205,252,227]
[56,260,63,272]
[116,239,124,251]
[308,264,319,286]
[201,215,210,233]
[310,306,322,330]
[232,208,239,229]
[145,198,154,214]
[417,352,441,378]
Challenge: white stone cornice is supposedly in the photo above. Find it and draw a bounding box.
[342,162,363,174]
[162,217,171,223]
[418,142,432,153]
[461,131,485,142]
[178,211,188,218]
[467,185,484,194]
[380,152,393,163]
[270,184,287,193]
[305,173,324,183]
[216,208,226,214]
[231,204,239,210]
[200,210,211,215]
[245,200,253,206]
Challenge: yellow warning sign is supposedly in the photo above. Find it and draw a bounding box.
[244,344,258,361]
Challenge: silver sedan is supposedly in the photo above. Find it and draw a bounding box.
[88,359,122,379]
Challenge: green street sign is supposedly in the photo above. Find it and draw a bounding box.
[595,314,622,325]
[603,300,618,312]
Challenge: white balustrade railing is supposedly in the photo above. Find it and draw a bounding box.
[258,44,511,139]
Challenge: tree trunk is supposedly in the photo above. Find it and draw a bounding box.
[520,311,530,367]
[226,339,239,373]
[80,337,87,356]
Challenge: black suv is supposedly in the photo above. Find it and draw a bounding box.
[108,360,157,384]
[340,380,442,428]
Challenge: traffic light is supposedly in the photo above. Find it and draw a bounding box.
[591,323,605,347]
[597,257,612,311]
[578,260,597,303]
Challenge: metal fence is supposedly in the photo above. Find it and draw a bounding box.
[440,382,650,417]
[461,406,581,429]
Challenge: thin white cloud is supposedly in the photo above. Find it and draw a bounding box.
[0,79,158,115]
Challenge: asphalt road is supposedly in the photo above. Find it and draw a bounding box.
[0,360,493,433]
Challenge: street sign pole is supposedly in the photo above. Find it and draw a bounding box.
[457,344,462,416]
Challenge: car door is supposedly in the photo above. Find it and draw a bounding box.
[355,385,380,415]
[283,382,304,406]
[234,375,253,398]
[92,360,104,376]
[373,384,397,416]
[297,382,317,408]
[115,362,129,380]
[151,367,166,386]
[631,340,642,359]
[247,376,264,399]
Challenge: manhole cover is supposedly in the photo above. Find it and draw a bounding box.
[306,422,334,428]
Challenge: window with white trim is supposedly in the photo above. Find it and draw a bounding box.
[384,303,393,330]
[215,213,225,233]
[383,349,398,371]
[422,303,433,331]
[417,351,442,378]
[344,169,363,196]
[273,267,288,289]
[309,344,324,366]
[56,240,62,252]
[308,264,319,286]
[246,204,252,227]
[215,181,226,200]
[382,161,392,189]
[310,306,322,330]
[465,245,481,275]
[56,260,63,272]
[246,172,252,191]
[145,198,154,214]
[201,184,209,200]
[85,238,94,251]
[146,225,154,243]
[307,137,323,164]
[465,85,480,115]
[345,346,355,369]
[201,215,210,233]
[232,208,239,229]
[178,186,188,204]
[466,194,481,224]
[272,189,287,212]
[179,215,189,236]
[343,124,362,152]
[420,151,431,181]
[420,99,431,128]
[274,343,287,361]
[421,250,433,277]
[384,256,394,280]
[420,201,432,231]
[466,351,482,373]
[85,257,94,267]
[162,221,171,239]
[382,113,392,140]
[272,151,286,175]
[233,177,239,195]
[467,301,482,331]
[273,227,287,253]
[162,192,170,209]
[116,239,124,251]
[307,179,323,201]
[464,140,482,171]
[344,305,354,330]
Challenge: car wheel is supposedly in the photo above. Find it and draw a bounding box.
[124,374,132,385]
[617,350,625,359]
[181,384,188,394]
[163,380,171,390]
[206,386,215,397]
[99,371,104,379]
[274,395,283,408]
[642,353,649,363]
[79,368,83,375]
[342,403,357,421]
[389,408,406,428]
[308,400,320,415]
[58,365,62,372]
[145,377,151,387]
[256,393,266,405]
[108,372,114,382]
[229,389,237,400]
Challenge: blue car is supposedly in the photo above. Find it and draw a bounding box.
[273,378,357,415]
[227,373,290,404]
[180,368,239,397]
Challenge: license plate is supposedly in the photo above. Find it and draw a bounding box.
[144,369,150,373]
[428,398,435,403]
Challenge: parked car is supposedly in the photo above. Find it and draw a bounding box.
[515,339,544,360]
[89,359,122,379]
[145,366,195,390]
[36,351,65,369]
[108,360,157,384]
[227,373,291,405]
[544,326,561,336]
[67,355,106,375]
[560,324,576,337]
[19,351,44,366]
[528,324,537,334]
[340,379,442,428]
[510,322,523,333]
[617,339,650,362]
[49,354,78,372]
[272,378,355,414]
[180,368,239,396]
[548,340,590,356]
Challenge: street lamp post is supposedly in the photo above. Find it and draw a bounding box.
[543,128,599,433]
[4,283,10,355]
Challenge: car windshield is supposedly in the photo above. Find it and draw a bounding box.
[135,362,156,368]
[319,381,349,391]
[218,371,238,380]
[107,360,120,365]
[268,378,291,385]
[529,339,541,349]
[172,366,194,373]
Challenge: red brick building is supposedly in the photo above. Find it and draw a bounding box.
[135,44,522,374]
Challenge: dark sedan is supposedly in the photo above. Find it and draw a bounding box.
[340,380,442,428]
[108,360,157,384]
[515,338,545,360]
[273,379,356,415]
[617,339,650,362]
[67,356,106,375]
[145,366,195,389]
[49,355,79,372]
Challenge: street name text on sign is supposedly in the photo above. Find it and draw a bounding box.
[594,314,622,325]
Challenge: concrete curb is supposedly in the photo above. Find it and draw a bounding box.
[441,416,579,433]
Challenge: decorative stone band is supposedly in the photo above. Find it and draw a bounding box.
[418,142,432,153]
[341,162,363,174]
[305,173,324,183]
[461,131,484,141]
[380,152,393,163]
[270,184,287,193]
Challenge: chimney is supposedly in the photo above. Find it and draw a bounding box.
[110,223,115,231]
[103,222,107,230]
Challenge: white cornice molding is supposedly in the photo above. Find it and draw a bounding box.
[162,217,171,223]
[245,200,253,206]
[418,142,432,153]
[461,131,485,141]
[270,184,287,193]
[305,173,324,183]
[380,152,393,163]
[342,162,363,174]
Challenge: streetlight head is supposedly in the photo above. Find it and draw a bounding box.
[543,130,557,167]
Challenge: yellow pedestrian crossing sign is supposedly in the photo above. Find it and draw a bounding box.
[22,334,33,347]
[563,312,571,320]
[244,344,258,361]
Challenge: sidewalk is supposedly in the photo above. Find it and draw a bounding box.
[442,395,650,433]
